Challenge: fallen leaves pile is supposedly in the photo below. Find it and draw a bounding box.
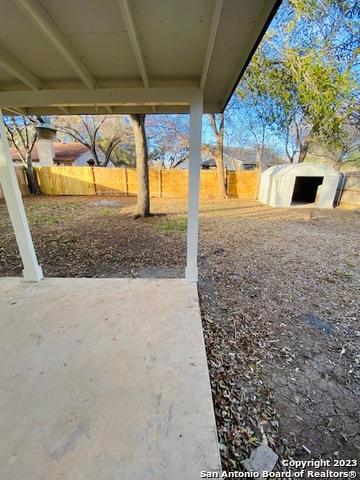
[199,260,284,469]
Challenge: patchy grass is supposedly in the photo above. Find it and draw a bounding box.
[333,269,353,280]
[321,274,336,284]
[30,212,59,225]
[99,207,118,216]
[156,215,187,234]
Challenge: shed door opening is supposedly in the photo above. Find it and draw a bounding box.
[291,176,324,205]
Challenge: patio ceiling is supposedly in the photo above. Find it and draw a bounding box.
[0,0,281,115]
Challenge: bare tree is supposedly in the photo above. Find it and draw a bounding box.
[207,113,227,198]
[4,116,40,194]
[129,114,150,218]
[146,114,189,168]
[56,115,122,167]
[240,94,272,169]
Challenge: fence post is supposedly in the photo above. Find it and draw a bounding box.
[91,166,97,194]
[158,169,162,198]
[256,168,261,200]
[124,168,128,196]
[225,168,228,197]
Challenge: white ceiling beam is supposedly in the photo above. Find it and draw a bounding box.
[0,87,202,108]
[58,106,70,114]
[3,107,28,116]
[200,0,223,91]
[93,105,113,114]
[5,100,66,116]
[15,0,99,90]
[118,0,149,88]
[5,104,68,117]
[0,46,67,118]
[0,46,47,91]
[1,102,220,115]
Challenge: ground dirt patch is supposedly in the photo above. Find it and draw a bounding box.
[1,196,359,470]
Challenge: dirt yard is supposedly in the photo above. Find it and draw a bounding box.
[1,196,359,470]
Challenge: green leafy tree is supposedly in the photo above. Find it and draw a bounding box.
[237,0,359,163]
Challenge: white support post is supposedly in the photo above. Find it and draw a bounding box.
[185,97,203,283]
[0,110,43,281]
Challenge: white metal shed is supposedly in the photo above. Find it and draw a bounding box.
[259,163,340,209]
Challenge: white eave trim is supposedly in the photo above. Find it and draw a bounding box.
[200,0,223,91]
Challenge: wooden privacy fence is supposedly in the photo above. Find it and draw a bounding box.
[0,166,29,199]
[337,172,360,208]
[33,166,258,199]
[2,165,360,207]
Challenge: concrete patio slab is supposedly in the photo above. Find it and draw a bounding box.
[0,277,221,480]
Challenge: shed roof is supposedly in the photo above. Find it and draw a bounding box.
[0,0,281,115]
[262,163,340,177]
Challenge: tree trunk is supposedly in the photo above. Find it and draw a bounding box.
[298,141,309,163]
[214,132,227,198]
[255,149,263,199]
[25,164,41,195]
[90,145,101,166]
[129,114,150,217]
[255,148,262,169]
[208,113,227,198]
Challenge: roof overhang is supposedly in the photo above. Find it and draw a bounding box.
[0,0,281,115]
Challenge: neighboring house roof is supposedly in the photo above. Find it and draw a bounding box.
[200,157,257,170]
[11,142,89,163]
[223,146,283,166]
[201,158,216,168]
[53,143,89,162]
[224,146,257,164]
[196,147,283,170]
[176,156,253,171]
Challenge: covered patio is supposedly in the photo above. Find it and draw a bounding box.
[0,0,280,477]
[0,277,221,479]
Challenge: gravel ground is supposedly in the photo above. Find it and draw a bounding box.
[1,195,359,470]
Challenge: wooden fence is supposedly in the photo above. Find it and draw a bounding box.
[0,166,30,199]
[3,165,359,206]
[33,166,258,199]
[336,172,360,208]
